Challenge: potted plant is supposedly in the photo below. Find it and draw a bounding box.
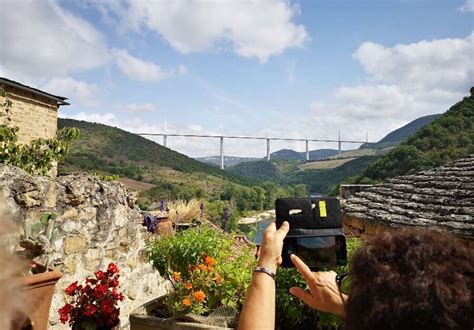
[18,212,63,330]
[130,225,255,329]
[58,263,124,329]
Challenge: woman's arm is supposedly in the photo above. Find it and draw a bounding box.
[238,221,289,330]
[289,254,347,317]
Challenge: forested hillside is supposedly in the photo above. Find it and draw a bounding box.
[358,96,473,182]
[58,119,307,212]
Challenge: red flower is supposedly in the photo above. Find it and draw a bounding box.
[83,303,97,317]
[58,304,72,323]
[101,299,115,316]
[107,263,119,274]
[58,264,122,327]
[95,270,106,280]
[65,281,78,296]
[95,284,109,299]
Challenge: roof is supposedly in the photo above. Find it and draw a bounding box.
[342,154,474,237]
[0,77,69,106]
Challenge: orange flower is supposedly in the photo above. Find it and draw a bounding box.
[182,298,192,307]
[197,264,207,271]
[204,256,216,267]
[172,272,181,282]
[214,275,222,284]
[207,267,215,273]
[193,290,206,302]
[184,282,193,290]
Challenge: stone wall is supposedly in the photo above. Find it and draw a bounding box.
[0,165,169,328]
[1,86,58,144]
[343,212,389,238]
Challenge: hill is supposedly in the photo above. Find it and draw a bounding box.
[226,105,461,195]
[270,148,339,161]
[358,96,474,182]
[195,155,259,167]
[58,118,307,211]
[360,113,442,150]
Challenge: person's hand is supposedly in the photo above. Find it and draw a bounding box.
[289,254,347,317]
[257,221,289,273]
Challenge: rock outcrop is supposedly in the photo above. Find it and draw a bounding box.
[0,165,168,328]
[342,155,474,239]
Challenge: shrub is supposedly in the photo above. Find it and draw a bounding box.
[146,226,256,315]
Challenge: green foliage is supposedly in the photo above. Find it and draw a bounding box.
[147,226,234,278]
[93,172,119,181]
[359,96,474,182]
[146,226,255,315]
[20,211,59,269]
[1,87,80,175]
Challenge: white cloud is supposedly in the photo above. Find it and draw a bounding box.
[354,33,474,92]
[308,33,474,143]
[42,77,99,107]
[100,0,309,62]
[0,0,108,79]
[122,103,157,113]
[459,0,474,12]
[59,111,119,127]
[112,49,186,81]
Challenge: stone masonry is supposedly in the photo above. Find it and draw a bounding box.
[1,78,67,145]
[0,165,169,328]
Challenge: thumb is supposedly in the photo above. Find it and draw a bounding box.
[289,287,317,309]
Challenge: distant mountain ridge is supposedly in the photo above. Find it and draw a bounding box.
[195,155,259,167]
[270,148,340,161]
[226,110,457,194]
[360,113,442,150]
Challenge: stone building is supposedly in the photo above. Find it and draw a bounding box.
[0,77,69,144]
[342,154,473,242]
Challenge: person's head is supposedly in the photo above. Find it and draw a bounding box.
[345,229,473,330]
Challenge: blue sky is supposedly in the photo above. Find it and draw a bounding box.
[1,0,473,157]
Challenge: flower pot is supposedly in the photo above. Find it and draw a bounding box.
[73,320,121,330]
[20,264,62,330]
[129,295,236,330]
[157,218,175,237]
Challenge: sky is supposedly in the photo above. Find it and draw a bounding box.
[1,0,473,158]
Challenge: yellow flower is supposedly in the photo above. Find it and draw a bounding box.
[193,290,206,302]
[172,272,181,282]
[182,298,192,307]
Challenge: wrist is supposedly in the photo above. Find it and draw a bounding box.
[257,259,278,273]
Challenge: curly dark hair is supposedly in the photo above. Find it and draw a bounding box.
[345,229,474,330]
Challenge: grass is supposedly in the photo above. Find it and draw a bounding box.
[298,158,356,170]
[326,148,376,160]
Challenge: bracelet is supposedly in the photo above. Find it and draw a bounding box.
[254,266,276,280]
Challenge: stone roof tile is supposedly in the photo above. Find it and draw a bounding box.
[343,154,474,237]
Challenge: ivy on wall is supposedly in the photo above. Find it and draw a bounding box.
[0,85,80,176]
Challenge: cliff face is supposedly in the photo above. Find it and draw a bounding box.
[0,165,169,328]
[342,155,474,239]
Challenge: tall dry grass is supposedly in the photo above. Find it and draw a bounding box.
[167,199,202,224]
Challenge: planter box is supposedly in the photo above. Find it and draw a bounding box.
[130,296,235,330]
[20,264,62,330]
